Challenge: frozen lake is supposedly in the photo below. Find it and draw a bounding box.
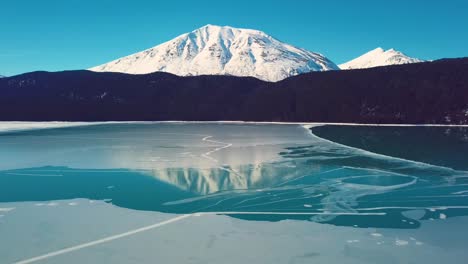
[1,123,468,263]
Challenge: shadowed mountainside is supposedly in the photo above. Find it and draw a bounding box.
[1,58,467,123]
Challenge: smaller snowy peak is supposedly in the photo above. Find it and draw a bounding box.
[339,47,424,70]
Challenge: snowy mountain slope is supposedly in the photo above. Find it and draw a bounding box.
[339,47,424,70]
[90,25,339,82]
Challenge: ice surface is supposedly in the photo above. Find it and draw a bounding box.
[2,123,468,263]
[2,199,468,264]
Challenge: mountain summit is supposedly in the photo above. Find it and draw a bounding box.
[339,47,423,70]
[90,25,339,81]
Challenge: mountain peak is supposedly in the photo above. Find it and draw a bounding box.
[339,47,423,70]
[196,24,222,31]
[201,23,217,28]
[197,24,264,34]
[370,47,385,53]
[90,25,339,81]
[198,24,231,30]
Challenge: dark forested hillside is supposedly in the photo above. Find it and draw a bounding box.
[0,58,467,123]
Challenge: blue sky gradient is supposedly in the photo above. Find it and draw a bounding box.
[1,0,467,76]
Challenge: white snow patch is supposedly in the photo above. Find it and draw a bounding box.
[395,239,409,246]
[0,122,108,133]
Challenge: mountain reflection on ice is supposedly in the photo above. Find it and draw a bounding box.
[0,123,467,228]
[157,127,468,228]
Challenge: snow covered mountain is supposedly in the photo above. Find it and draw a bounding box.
[339,47,424,70]
[90,25,339,82]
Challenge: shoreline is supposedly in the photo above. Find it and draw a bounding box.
[1,120,468,126]
[1,120,468,133]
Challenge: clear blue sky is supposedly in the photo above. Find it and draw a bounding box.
[1,0,467,76]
